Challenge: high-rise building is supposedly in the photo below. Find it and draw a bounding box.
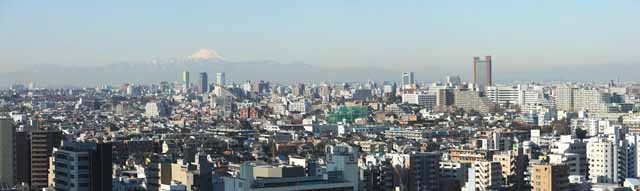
[30,129,63,190]
[182,70,190,92]
[198,153,213,191]
[402,72,415,90]
[0,116,15,185]
[473,56,492,91]
[216,72,226,86]
[586,128,634,184]
[555,86,612,113]
[198,72,209,93]
[408,152,441,191]
[14,127,31,186]
[52,140,112,191]
[531,163,570,191]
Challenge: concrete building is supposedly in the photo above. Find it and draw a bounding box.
[52,140,112,191]
[408,152,440,191]
[224,162,355,191]
[453,90,496,113]
[586,134,634,184]
[463,161,502,191]
[30,129,63,189]
[549,135,587,176]
[439,161,470,191]
[401,93,437,111]
[531,163,570,191]
[485,85,544,106]
[555,86,612,113]
[0,117,14,185]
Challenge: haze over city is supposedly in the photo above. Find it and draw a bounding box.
[1,1,640,86]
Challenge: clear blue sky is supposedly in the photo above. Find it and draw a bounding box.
[1,0,639,72]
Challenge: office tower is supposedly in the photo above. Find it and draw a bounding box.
[401,72,415,88]
[473,56,492,91]
[14,127,31,186]
[30,129,63,189]
[0,117,14,185]
[52,140,112,191]
[531,163,570,191]
[216,72,226,86]
[408,152,441,191]
[182,70,190,91]
[198,72,208,93]
[198,153,213,191]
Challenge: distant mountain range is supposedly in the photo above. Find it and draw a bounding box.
[0,49,637,88]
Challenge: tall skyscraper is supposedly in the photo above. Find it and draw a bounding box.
[182,70,190,91]
[401,72,415,87]
[14,127,31,186]
[216,72,226,86]
[0,116,15,185]
[199,72,209,93]
[473,56,492,91]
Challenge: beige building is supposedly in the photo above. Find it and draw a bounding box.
[531,163,569,191]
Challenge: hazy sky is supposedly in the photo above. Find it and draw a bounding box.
[1,0,639,72]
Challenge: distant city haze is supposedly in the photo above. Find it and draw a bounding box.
[1,1,639,86]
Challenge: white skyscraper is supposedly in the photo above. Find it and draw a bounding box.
[401,72,414,88]
[182,70,190,92]
[216,72,226,86]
